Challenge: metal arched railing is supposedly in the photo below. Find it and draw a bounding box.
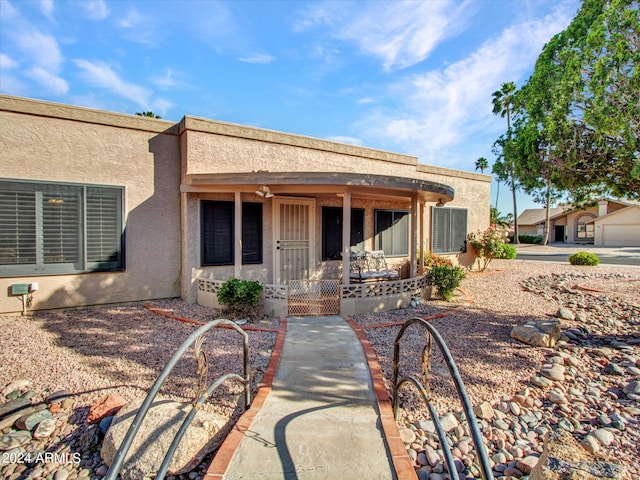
[393,317,494,480]
[105,319,251,480]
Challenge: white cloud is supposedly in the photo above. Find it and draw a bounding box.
[39,0,54,21]
[0,0,18,21]
[326,135,363,146]
[362,2,578,166]
[80,0,109,21]
[0,53,18,70]
[15,30,63,73]
[27,66,68,94]
[73,59,151,107]
[294,0,473,71]
[152,69,180,89]
[340,0,473,71]
[238,53,275,64]
[152,98,174,117]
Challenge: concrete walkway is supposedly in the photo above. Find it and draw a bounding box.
[514,243,640,266]
[206,316,404,480]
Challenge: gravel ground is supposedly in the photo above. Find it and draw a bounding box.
[351,259,640,478]
[0,301,279,479]
[1,259,639,479]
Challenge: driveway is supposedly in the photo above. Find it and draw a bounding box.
[514,243,640,266]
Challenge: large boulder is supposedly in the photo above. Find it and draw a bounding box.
[101,397,230,479]
[530,430,626,480]
[511,319,562,348]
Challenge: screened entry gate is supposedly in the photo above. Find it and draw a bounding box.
[273,198,339,316]
[288,280,340,316]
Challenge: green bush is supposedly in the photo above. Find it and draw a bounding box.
[428,264,466,301]
[467,227,510,271]
[217,278,264,320]
[568,252,600,266]
[423,251,453,268]
[519,235,543,244]
[508,235,543,244]
[500,243,517,259]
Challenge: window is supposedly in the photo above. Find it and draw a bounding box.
[321,207,365,260]
[201,201,263,266]
[374,209,409,256]
[0,180,123,276]
[431,207,467,254]
[576,214,595,240]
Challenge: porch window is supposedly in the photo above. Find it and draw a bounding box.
[431,207,467,254]
[321,207,365,260]
[201,201,263,266]
[576,214,595,240]
[374,209,409,256]
[0,179,123,276]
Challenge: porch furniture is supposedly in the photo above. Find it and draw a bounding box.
[349,250,400,283]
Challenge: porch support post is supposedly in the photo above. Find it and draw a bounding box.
[234,191,242,278]
[419,201,425,275]
[410,194,418,278]
[342,191,351,285]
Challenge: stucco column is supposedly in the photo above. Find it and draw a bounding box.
[419,201,424,275]
[410,194,418,278]
[342,191,351,285]
[235,191,242,277]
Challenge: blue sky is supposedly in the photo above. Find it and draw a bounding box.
[0,0,581,216]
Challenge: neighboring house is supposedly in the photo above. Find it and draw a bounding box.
[0,95,491,315]
[517,200,640,246]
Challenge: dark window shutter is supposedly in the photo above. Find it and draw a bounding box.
[42,187,81,264]
[86,187,123,269]
[242,202,262,264]
[432,207,467,254]
[201,201,234,266]
[322,207,365,260]
[0,190,37,265]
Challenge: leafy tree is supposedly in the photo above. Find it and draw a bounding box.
[491,81,520,243]
[135,111,162,119]
[512,0,639,207]
[490,207,512,226]
[475,157,489,174]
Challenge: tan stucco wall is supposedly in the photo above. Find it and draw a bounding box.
[0,96,182,314]
[180,117,419,178]
[417,165,491,267]
[594,207,640,246]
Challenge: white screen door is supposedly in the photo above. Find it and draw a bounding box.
[274,197,315,284]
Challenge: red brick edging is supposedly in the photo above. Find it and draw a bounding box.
[204,319,288,479]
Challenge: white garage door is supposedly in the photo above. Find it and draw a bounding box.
[602,225,640,246]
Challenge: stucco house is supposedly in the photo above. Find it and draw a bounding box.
[0,95,490,316]
[517,200,640,246]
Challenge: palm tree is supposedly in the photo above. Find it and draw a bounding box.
[135,111,162,119]
[475,157,489,174]
[492,81,519,243]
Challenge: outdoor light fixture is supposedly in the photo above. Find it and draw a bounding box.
[255,185,274,198]
[435,198,445,207]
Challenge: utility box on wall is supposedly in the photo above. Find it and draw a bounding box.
[10,284,30,296]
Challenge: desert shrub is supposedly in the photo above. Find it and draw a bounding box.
[423,251,453,268]
[519,235,543,244]
[467,227,510,271]
[428,264,466,301]
[500,243,517,259]
[217,278,264,320]
[568,252,600,266]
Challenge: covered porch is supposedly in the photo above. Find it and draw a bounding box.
[184,171,454,317]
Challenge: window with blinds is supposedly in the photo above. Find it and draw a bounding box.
[0,180,123,276]
[201,200,263,267]
[431,207,468,254]
[374,209,409,256]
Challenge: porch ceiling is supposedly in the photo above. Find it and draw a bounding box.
[181,171,454,203]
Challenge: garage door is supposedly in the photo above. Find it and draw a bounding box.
[602,225,640,246]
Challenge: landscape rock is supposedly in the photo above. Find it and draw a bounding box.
[87,394,127,424]
[473,401,495,420]
[511,319,562,348]
[101,397,230,479]
[556,308,576,321]
[529,430,626,480]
